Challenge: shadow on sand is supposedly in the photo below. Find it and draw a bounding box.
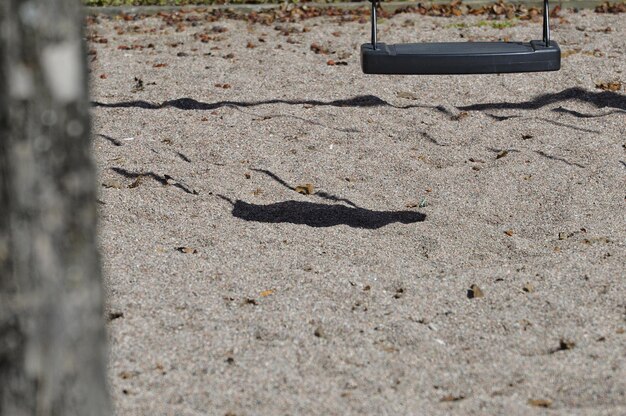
[218,196,425,229]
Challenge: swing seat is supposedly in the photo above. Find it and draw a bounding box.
[361,0,560,75]
[361,40,560,75]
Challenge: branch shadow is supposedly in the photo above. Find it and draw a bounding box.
[218,196,425,229]
[251,168,359,208]
[111,167,198,195]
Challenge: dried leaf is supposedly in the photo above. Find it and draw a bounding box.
[102,180,123,189]
[176,246,198,254]
[128,176,144,189]
[595,81,622,92]
[528,399,552,408]
[451,111,469,121]
[260,290,274,297]
[467,284,484,299]
[504,230,514,236]
[153,63,168,68]
[440,394,465,402]
[295,184,314,195]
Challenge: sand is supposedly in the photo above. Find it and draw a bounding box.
[88,7,626,415]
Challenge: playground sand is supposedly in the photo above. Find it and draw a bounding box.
[89,8,626,415]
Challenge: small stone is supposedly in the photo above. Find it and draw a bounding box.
[314,326,325,338]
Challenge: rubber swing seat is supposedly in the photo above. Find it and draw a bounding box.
[360,40,561,75]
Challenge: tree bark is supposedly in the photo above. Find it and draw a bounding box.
[0,1,110,415]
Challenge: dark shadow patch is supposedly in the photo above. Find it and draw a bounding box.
[218,196,425,229]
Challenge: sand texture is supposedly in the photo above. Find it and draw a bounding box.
[88,7,625,415]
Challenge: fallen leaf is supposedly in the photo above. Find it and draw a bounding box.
[310,42,329,54]
[153,63,168,68]
[496,150,509,159]
[100,73,108,79]
[440,395,465,402]
[504,230,514,236]
[295,184,314,195]
[253,188,263,196]
[214,83,231,89]
[556,338,576,351]
[451,111,469,121]
[595,81,622,91]
[528,399,552,408]
[176,246,197,254]
[522,283,535,293]
[246,41,256,49]
[260,290,274,297]
[102,180,123,189]
[128,176,144,189]
[467,284,484,299]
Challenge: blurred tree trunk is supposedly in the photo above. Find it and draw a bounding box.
[0,0,110,415]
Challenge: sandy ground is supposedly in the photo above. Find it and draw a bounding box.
[88,7,626,415]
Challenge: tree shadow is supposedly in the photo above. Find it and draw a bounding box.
[218,196,425,229]
[458,87,626,113]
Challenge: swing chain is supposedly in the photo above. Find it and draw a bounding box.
[370,0,378,49]
[543,0,551,46]
[370,0,551,49]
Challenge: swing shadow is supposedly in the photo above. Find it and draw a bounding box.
[219,168,425,229]
[217,196,425,229]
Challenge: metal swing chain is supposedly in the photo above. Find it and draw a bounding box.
[370,0,378,49]
[371,0,551,49]
[543,0,551,46]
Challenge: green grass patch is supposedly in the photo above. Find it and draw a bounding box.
[476,19,517,29]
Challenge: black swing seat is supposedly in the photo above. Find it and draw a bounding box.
[361,40,561,75]
[361,0,560,75]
